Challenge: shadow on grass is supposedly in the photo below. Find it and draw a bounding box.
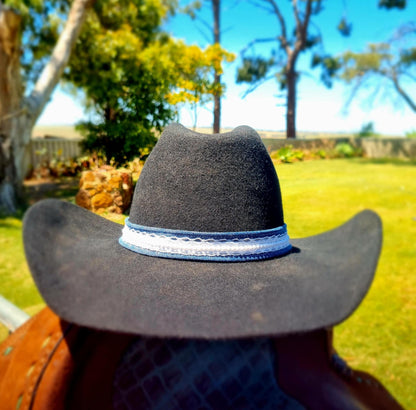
[24,176,79,206]
[0,176,79,221]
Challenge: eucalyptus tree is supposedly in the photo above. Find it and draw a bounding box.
[236,0,328,139]
[0,0,92,213]
[336,1,415,114]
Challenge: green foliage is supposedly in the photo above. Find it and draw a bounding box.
[357,122,377,138]
[77,120,158,165]
[400,47,416,66]
[339,43,392,82]
[303,33,321,49]
[337,36,415,112]
[270,143,365,162]
[378,0,406,9]
[334,142,356,158]
[270,145,304,163]
[311,54,342,88]
[180,0,202,19]
[236,56,274,84]
[337,17,352,37]
[65,0,234,164]
[314,149,327,159]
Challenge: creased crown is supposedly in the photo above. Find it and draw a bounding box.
[129,123,284,232]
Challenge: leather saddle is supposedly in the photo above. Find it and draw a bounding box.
[0,308,404,409]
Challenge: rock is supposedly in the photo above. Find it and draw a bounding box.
[91,192,113,210]
[114,195,123,206]
[80,171,96,184]
[77,168,134,214]
[75,189,91,209]
[108,175,122,190]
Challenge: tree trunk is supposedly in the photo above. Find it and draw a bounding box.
[212,0,221,134]
[213,72,221,134]
[0,6,24,213]
[0,0,92,214]
[286,65,297,139]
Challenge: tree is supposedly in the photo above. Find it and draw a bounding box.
[335,2,415,114]
[182,0,234,133]
[65,0,176,164]
[236,0,326,139]
[337,41,416,113]
[66,0,234,162]
[212,0,221,133]
[164,41,235,130]
[0,0,92,213]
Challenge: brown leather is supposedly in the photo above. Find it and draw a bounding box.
[0,308,405,409]
[274,328,404,410]
[31,321,79,410]
[0,308,73,410]
[0,308,134,410]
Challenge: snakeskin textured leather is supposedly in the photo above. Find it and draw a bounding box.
[113,337,305,410]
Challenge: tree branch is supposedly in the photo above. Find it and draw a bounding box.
[27,0,94,121]
[240,74,277,98]
[285,0,313,67]
[240,36,279,55]
[292,0,302,32]
[391,72,416,111]
[342,77,365,113]
[296,0,313,52]
[195,22,212,43]
[264,0,289,51]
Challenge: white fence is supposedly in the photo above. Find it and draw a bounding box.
[30,138,83,169]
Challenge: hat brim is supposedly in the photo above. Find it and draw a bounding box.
[23,199,382,339]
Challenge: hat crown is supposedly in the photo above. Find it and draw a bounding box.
[129,123,284,232]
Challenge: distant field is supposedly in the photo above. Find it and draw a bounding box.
[170,127,358,139]
[32,125,83,140]
[32,125,369,140]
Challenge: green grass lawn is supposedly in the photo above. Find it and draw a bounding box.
[277,158,416,408]
[0,158,415,407]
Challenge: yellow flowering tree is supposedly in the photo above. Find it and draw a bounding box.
[66,0,235,163]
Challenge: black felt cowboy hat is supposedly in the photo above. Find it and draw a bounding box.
[23,123,382,338]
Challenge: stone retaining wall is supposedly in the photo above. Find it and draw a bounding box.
[76,167,133,214]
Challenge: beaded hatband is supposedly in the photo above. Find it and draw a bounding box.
[119,218,292,262]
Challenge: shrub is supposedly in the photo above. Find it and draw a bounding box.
[78,122,157,167]
[314,149,327,159]
[270,145,304,163]
[30,150,96,180]
[334,142,362,158]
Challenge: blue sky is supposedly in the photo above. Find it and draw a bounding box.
[38,0,416,135]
